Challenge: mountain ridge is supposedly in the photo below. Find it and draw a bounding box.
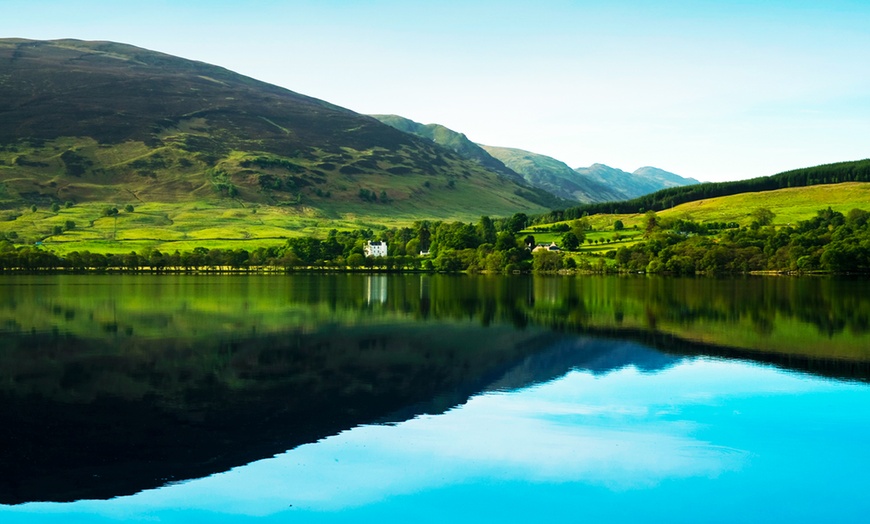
[574,163,700,201]
[0,38,565,218]
[371,115,698,203]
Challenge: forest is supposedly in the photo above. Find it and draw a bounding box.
[610,207,870,274]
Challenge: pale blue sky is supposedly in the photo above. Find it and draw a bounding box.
[3,0,869,181]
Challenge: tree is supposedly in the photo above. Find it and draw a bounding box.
[533,250,563,272]
[405,238,421,255]
[751,207,776,227]
[495,231,519,252]
[846,208,870,228]
[417,223,432,252]
[477,216,497,245]
[30,205,37,213]
[347,253,365,268]
[50,203,60,212]
[614,219,625,231]
[124,204,135,213]
[505,213,529,234]
[560,231,580,251]
[572,217,590,234]
[569,219,587,244]
[436,222,479,251]
[434,251,463,272]
[643,210,659,235]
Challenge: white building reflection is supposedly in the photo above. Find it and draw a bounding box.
[366,275,387,304]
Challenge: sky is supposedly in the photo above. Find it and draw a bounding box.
[2,0,869,182]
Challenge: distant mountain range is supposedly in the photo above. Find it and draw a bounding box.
[373,115,699,203]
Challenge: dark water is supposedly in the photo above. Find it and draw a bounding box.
[0,274,868,522]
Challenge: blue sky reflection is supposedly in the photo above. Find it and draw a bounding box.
[6,357,868,522]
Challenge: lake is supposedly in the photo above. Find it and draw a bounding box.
[0,274,868,522]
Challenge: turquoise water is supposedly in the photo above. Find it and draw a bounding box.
[1,275,868,522]
[5,356,869,523]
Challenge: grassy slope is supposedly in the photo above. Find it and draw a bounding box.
[4,180,868,257]
[523,182,870,256]
[573,181,870,230]
[371,114,527,183]
[481,145,626,203]
[0,39,556,226]
[561,158,870,216]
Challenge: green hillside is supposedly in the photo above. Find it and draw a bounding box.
[0,39,562,220]
[371,114,525,183]
[523,181,870,275]
[480,145,624,203]
[548,158,870,220]
[373,115,698,204]
[558,182,870,232]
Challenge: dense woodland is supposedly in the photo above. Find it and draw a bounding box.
[1,207,869,274]
[611,207,870,274]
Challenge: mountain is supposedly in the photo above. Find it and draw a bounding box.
[479,145,625,203]
[632,166,700,188]
[575,164,700,200]
[371,116,697,204]
[0,39,564,218]
[556,158,870,216]
[371,115,524,184]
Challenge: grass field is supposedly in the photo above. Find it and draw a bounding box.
[0,201,417,255]
[535,182,870,232]
[520,181,870,255]
[658,182,870,226]
[3,182,869,256]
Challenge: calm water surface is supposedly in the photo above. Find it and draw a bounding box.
[0,274,868,522]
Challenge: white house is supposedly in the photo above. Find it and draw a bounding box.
[364,240,388,257]
[532,242,560,253]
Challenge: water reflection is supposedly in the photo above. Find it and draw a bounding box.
[2,274,868,358]
[7,358,869,523]
[0,274,868,518]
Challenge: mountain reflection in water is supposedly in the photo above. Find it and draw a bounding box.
[0,274,868,512]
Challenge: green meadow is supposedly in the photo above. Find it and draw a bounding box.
[3,181,869,257]
[0,201,416,255]
[528,182,870,238]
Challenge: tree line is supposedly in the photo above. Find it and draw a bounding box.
[0,213,542,272]
[2,207,869,274]
[539,159,870,221]
[610,207,870,274]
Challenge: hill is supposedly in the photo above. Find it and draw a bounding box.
[481,146,696,203]
[371,115,696,204]
[370,115,524,184]
[478,146,624,203]
[0,39,564,219]
[562,182,870,233]
[575,164,699,200]
[548,159,870,220]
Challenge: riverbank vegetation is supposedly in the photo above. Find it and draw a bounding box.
[1,206,868,274]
